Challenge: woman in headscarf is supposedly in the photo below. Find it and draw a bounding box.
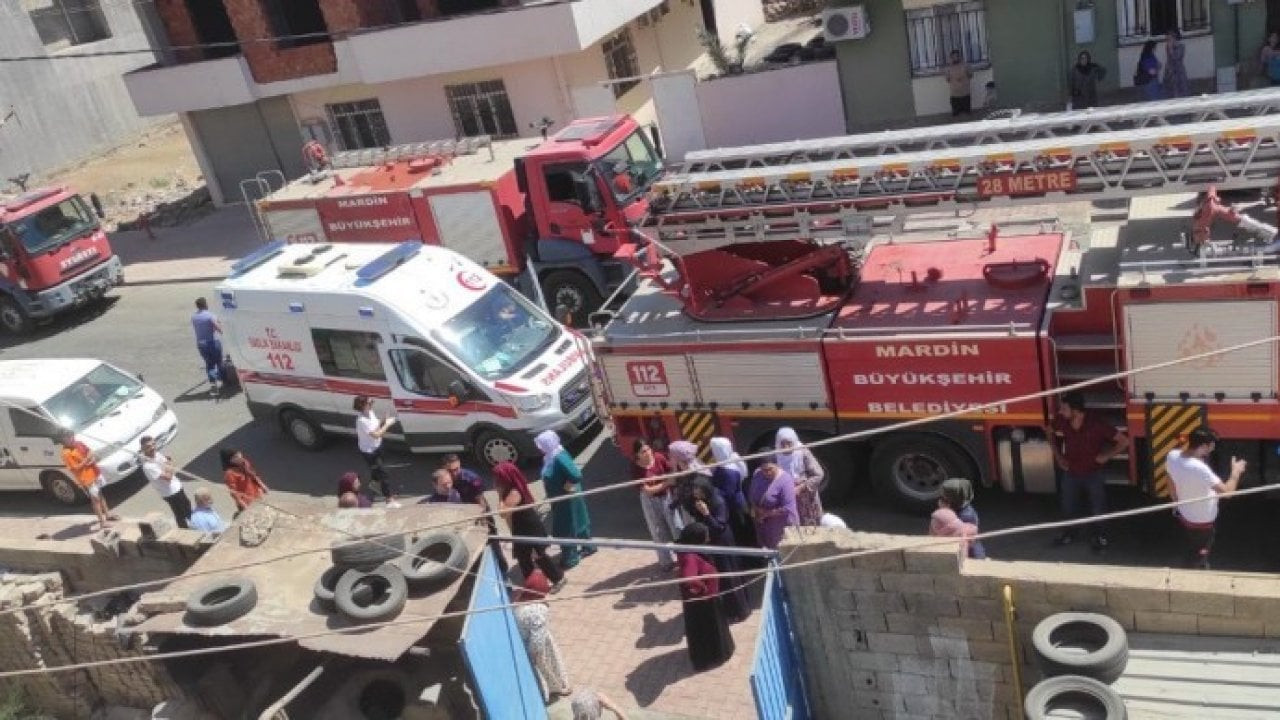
[748,460,798,549]
[676,522,736,671]
[667,440,713,527]
[336,471,372,509]
[708,436,755,549]
[536,430,593,569]
[678,478,750,622]
[513,569,572,701]
[631,438,681,570]
[1162,28,1189,99]
[493,461,565,588]
[775,427,825,526]
[220,447,268,516]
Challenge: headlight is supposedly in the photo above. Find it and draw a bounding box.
[505,393,553,412]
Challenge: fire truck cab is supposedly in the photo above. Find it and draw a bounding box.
[254,116,661,326]
[0,188,123,334]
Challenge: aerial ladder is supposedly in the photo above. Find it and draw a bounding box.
[631,91,1280,321]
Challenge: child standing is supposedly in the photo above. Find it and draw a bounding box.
[930,477,987,559]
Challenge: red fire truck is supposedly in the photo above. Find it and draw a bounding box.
[251,116,662,326]
[0,187,123,334]
[588,89,1280,510]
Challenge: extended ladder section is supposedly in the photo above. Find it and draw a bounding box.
[328,135,494,169]
[646,114,1280,252]
[678,88,1280,171]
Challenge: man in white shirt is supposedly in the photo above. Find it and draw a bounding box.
[1166,427,1244,570]
[140,435,193,529]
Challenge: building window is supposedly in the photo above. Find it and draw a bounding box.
[445,81,518,139]
[603,29,641,98]
[1117,0,1210,42]
[326,100,391,151]
[904,1,988,77]
[23,0,111,51]
[263,0,329,49]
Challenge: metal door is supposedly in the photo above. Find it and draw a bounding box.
[459,547,546,720]
[752,563,813,720]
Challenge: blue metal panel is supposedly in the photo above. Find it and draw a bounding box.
[460,547,547,720]
[751,563,813,720]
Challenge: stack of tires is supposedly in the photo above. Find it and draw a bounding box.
[315,531,470,624]
[1025,612,1129,720]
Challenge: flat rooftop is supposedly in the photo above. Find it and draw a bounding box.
[1115,632,1280,718]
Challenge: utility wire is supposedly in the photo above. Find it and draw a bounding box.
[2,475,1278,681]
[0,332,1273,621]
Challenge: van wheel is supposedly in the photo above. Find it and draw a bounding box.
[281,409,327,451]
[0,297,31,335]
[869,434,975,513]
[541,270,602,328]
[473,428,521,467]
[41,471,86,506]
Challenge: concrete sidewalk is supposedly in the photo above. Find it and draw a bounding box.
[111,205,263,286]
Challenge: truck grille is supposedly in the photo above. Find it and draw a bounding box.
[559,370,591,414]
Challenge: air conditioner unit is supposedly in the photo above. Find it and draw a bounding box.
[823,5,871,42]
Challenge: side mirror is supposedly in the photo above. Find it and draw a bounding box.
[573,178,597,212]
[447,379,469,407]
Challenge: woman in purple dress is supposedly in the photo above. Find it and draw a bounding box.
[775,427,824,526]
[747,460,799,549]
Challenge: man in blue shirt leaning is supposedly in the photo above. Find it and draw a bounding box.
[188,487,227,534]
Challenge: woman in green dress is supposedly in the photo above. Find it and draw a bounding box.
[536,430,594,569]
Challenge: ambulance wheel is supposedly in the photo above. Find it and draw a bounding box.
[870,434,974,513]
[542,270,601,328]
[41,471,85,506]
[473,428,522,467]
[281,409,327,451]
[0,297,31,335]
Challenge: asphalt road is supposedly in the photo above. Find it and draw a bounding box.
[2,282,1278,574]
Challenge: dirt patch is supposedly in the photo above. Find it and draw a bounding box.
[30,119,206,231]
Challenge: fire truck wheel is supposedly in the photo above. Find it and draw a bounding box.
[473,428,522,467]
[869,434,974,512]
[541,270,601,328]
[40,471,86,506]
[1023,675,1126,720]
[281,409,327,451]
[0,297,31,335]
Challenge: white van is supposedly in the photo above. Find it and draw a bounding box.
[0,358,178,504]
[216,242,596,465]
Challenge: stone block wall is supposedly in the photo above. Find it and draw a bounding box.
[0,572,183,719]
[0,523,209,594]
[781,529,1280,720]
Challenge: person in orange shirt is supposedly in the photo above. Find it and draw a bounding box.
[59,431,111,528]
[219,447,268,515]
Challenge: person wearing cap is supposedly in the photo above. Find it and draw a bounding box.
[1166,427,1245,570]
[940,477,986,559]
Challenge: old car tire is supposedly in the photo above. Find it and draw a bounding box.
[541,269,602,328]
[185,578,258,626]
[473,427,522,467]
[281,408,327,451]
[0,296,31,336]
[869,434,975,513]
[41,471,86,506]
[1024,675,1127,720]
[314,565,353,612]
[1033,612,1129,684]
[334,563,408,623]
[398,532,470,589]
[331,533,406,570]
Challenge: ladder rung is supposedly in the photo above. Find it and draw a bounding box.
[1056,334,1117,351]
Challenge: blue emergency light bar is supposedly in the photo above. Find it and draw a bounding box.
[229,240,287,277]
[356,242,422,284]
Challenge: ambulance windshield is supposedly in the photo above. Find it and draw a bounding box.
[434,284,556,380]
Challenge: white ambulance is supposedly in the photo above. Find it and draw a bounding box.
[215,242,596,465]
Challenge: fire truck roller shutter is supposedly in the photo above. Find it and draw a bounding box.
[740,423,856,509]
[262,206,323,245]
[532,237,607,327]
[868,432,980,513]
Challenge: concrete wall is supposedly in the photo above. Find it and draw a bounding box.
[783,529,1280,719]
[833,0,916,130]
[0,2,161,183]
[697,61,845,150]
[0,570,185,719]
[986,0,1065,111]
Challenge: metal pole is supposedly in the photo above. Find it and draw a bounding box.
[257,664,325,720]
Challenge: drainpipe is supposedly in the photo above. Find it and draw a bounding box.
[257,664,325,720]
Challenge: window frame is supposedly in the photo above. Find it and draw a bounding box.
[325,99,391,151]
[1116,0,1211,45]
[444,80,518,140]
[602,29,641,98]
[311,328,386,382]
[903,1,990,78]
[388,348,473,399]
[24,0,112,51]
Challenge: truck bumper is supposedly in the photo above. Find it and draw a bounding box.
[26,256,124,320]
[524,401,599,450]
